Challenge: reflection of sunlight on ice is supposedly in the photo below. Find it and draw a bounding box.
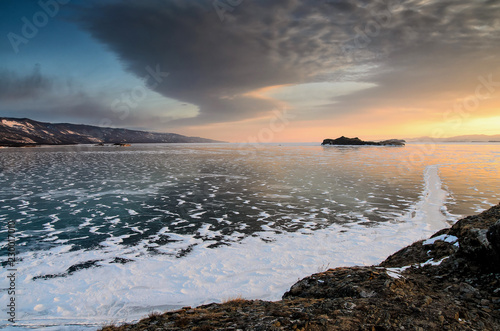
[436,144,500,215]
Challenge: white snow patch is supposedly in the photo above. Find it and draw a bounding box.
[385,266,410,279]
[397,165,450,234]
[2,210,455,329]
[422,256,449,267]
[1,119,22,127]
[423,234,458,246]
[127,209,139,216]
[34,304,46,312]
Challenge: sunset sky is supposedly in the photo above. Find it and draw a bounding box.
[1,0,499,142]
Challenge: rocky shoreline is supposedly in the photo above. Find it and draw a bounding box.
[101,204,500,330]
[0,117,222,147]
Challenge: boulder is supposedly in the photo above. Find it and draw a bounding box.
[487,219,500,269]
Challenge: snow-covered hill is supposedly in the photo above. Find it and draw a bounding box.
[0,117,222,146]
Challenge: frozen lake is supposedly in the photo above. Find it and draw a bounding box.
[1,142,499,329]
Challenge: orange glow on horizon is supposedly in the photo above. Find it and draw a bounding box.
[171,87,500,142]
[176,110,500,143]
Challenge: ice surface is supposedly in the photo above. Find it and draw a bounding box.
[402,165,450,232]
[1,161,449,328]
[0,143,498,330]
[1,217,450,329]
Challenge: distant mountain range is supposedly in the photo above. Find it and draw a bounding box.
[407,134,500,142]
[0,117,223,147]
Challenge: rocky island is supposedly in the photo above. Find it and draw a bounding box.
[102,204,500,330]
[322,136,406,146]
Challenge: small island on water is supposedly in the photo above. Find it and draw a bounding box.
[322,136,406,146]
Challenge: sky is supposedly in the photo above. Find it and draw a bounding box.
[0,0,499,143]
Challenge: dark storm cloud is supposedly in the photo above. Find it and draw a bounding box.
[326,0,500,116]
[76,0,350,124]
[0,64,52,100]
[77,0,500,125]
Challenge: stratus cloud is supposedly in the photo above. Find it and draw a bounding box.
[0,65,53,100]
[77,0,500,126]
